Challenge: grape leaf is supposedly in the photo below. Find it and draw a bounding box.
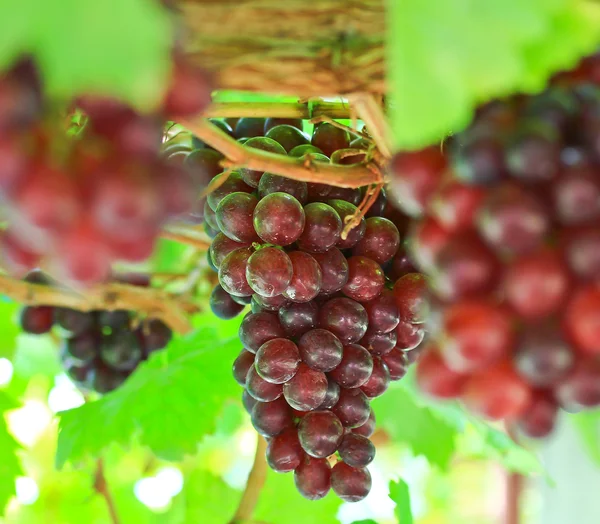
[388,0,600,149]
[0,301,21,360]
[56,327,241,467]
[389,479,413,524]
[0,393,23,515]
[0,0,171,109]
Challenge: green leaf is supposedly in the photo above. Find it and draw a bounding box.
[352,520,378,524]
[389,479,413,524]
[0,392,23,515]
[571,410,600,466]
[253,468,342,524]
[56,327,241,467]
[0,301,21,360]
[0,0,171,109]
[372,384,457,469]
[388,0,600,149]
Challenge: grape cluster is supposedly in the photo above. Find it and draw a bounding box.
[0,54,211,286]
[19,271,172,394]
[206,118,426,501]
[389,52,600,438]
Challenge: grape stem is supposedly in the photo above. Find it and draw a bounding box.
[0,274,194,334]
[347,93,392,159]
[178,118,382,188]
[94,458,121,524]
[230,436,268,524]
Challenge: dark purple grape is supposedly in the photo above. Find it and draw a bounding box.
[54,308,94,335]
[242,390,257,414]
[266,124,310,153]
[246,247,293,298]
[234,118,266,139]
[326,187,361,206]
[552,165,600,226]
[209,233,250,269]
[254,192,305,246]
[352,217,400,264]
[20,306,54,334]
[240,137,287,187]
[319,297,368,344]
[251,397,293,437]
[282,251,322,303]
[298,329,344,372]
[218,247,254,297]
[258,173,308,204]
[210,284,245,319]
[90,365,129,394]
[516,392,557,439]
[64,361,92,385]
[246,366,283,401]
[319,378,341,409]
[388,244,416,280]
[338,433,375,467]
[453,136,507,186]
[298,410,344,458]
[363,290,400,334]
[283,363,328,411]
[360,329,397,356]
[332,388,370,428]
[564,227,600,280]
[185,148,224,181]
[506,128,560,182]
[360,357,391,398]
[328,200,366,249]
[206,172,253,211]
[289,144,325,157]
[297,203,342,253]
[97,310,130,330]
[364,187,387,217]
[216,192,260,243]
[312,123,350,157]
[342,256,385,302]
[239,312,286,353]
[312,248,349,295]
[382,348,409,381]
[233,350,255,386]
[294,456,331,500]
[100,331,143,371]
[264,118,303,134]
[267,428,304,472]
[64,332,98,365]
[329,344,373,388]
[139,319,172,354]
[352,408,376,438]
[252,293,290,312]
[330,462,372,502]
[395,321,425,351]
[278,301,319,337]
[255,338,301,384]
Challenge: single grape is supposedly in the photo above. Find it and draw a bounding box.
[407,216,452,272]
[352,408,376,438]
[564,227,600,280]
[210,284,245,319]
[54,308,95,336]
[552,165,600,225]
[233,350,255,386]
[264,118,303,133]
[387,244,416,281]
[506,128,560,182]
[364,186,387,217]
[206,172,253,211]
[319,378,341,409]
[363,289,400,334]
[360,329,397,356]
[283,363,328,411]
[234,118,266,139]
[258,173,308,204]
[266,124,310,152]
[296,203,342,253]
[319,297,368,344]
[395,321,425,351]
[430,181,485,232]
[294,456,332,500]
[209,233,250,269]
[556,360,600,411]
[381,348,409,381]
[352,217,400,264]
[342,256,385,303]
[278,301,319,337]
[564,285,600,356]
[100,331,143,371]
[218,247,253,297]
[254,192,305,246]
[298,410,344,458]
[64,331,98,365]
[392,273,429,324]
[239,312,285,353]
[312,248,349,295]
[282,251,322,303]
[246,247,293,298]
[298,329,343,372]
[332,388,371,428]
[255,338,301,384]
[251,397,293,437]
[267,428,305,472]
[415,350,466,399]
[20,306,54,334]
[311,122,350,157]
[330,462,372,502]
[328,200,366,249]
[215,192,260,243]
[516,392,558,439]
[240,137,287,187]
[139,319,172,354]
[246,366,283,401]
[89,365,129,394]
[185,148,225,181]
[338,433,375,467]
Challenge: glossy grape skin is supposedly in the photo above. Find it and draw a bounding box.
[360,357,390,398]
[258,173,308,204]
[210,284,245,319]
[246,366,283,401]
[440,300,514,373]
[278,301,319,337]
[381,348,409,381]
[283,363,328,411]
[503,250,570,319]
[328,200,366,249]
[311,122,350,157]
[209,233,250,269]
[415,350,466,399]
[215,192,260,243]
[342,256,385,303]
[267,428,305,472]
[360,329,397,356]
[255,338,301,384]
[319,297,368,344]
[264,118,303,133]
[430,181,485,232]
[332,388,371,428]
[64,332,97,365]
[54,308,94,336]
[393,273,429,324]
[251,397,294,437]
[282,251,322,303]
[319,378,341,409]
[218,247,254,297]
[206,172,253,211]
[363,290,400,335]
[395,321,425,351]
[20,306,54,334]
[312,248,349,295]
[352,408,376,438]
[564,286,600,355]
[294,456,332,500]
[463,363,532,421]
[240,137,287,187]
[330,462,372,502]
[338,433,376,467]
[253,293,290,312]
[266,124,310,152]
[246,247,293,298]
[564,227,600,280]
[233,350,255,386]
[289,144,324,157]
[352,217,400,264]
[254,192,306,246]
[242,390,258,414]
[515,325,574,387]
[516,392,558,439]
[298,329,343,372]
[298,410,344,458]
[556,360,600,411]
[239,312,286,353]
[296,203,342,253]
[234,118,266,139]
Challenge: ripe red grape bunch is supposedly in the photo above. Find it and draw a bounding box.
[389,51,600,439]
[0,54,211,286]
[205,117,427,502]
[19,271,172,394]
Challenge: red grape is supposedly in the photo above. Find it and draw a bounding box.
[255,338,301,384]
[393,273,429,324]
[254,192,306,246]
[297,203,342,253]
[258,173,308,204]
[395,321,425,351]
[278,301,319,337]
[516,392,558,439]
[319,297,368,344]
[239,312,286,353]
[246,247,293,298]
[294,456,331,500]
[267,428,304,472]
[218,247,253,297]
[330,462,372,502]
[215,192,260,243]
[342,256,385,302]
[232,350,255,386]
[332,388,371,428]
[338,433,375,467]
[555,360,600,411]
[360,329,397,356]
[312,248,349,295]
[251,397,293,437]
[352,217,400,264]
[298,329,343,372]
[381,348,409,381]
[564,285,600,355]
[430,181,484,232]
[415,350,466,399]
[20,306,54,334]
[360,357,390,398]
[282,251,322,303]
[246,366,283,402]
[283,363,328,411]
[363,289,400,334]
[329,344,373,388]
[298,410,344,458]
[210,284,245,319]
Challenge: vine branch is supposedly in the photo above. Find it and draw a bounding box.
[347,93,393,159]
[230,436,268,524]
[94,458,121,524]
[0,274,194,334]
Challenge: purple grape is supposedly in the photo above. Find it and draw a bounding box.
[239,312,286,353]
[20,306,54,334]
[282,251,322,303]
[254,192,306,246]
[209,233,250,269]
[255,338,301,384]
[338,433,375,467]
[319,378,341,409]
[215,192,260,243]
[206,171,253,211]
[278,301,319,337]
[210,284,245,319]
[298,329,343,372]
[360,329,397,356]
[246,247,293,298]
[297,203,342,253]
[239,137,287,187]
[312,248,349,295]
[294,456,331,500]
[54,308,93,336]
[352,217,400,264]
[363,289,400,334]
[319,297,368,344]
[258,173,308,204]
[329,344,373,388]
[328,199,366,249]
[382,348,409,381]
[332,388,371,428]
[251,397,293,437]
[266,428,304,472]
[342,256,385,302]
[298,410,344,458]
[246,366,283,401]
[64,331,98,365]
[218,247,254,297]
[360,357,391,398]
[283,363,328,411]
[352,408,376,438]
[233,350,255,386]
[330,462,372,502]
[253,293,290,312]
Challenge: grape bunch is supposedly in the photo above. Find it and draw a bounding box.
[0,53,211,286]
[205,118,426,501]
[389,51,600,438]
[19,271,172,394]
